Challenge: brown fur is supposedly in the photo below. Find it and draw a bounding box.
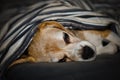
[10,21,114,66]
[73,30,111,40]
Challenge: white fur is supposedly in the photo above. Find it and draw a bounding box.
[84,31,120,55]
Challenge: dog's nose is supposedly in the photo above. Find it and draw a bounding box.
[81,46,95,59]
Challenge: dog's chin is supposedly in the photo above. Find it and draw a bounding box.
[56,55,96,63]
[77,55,96,62]
[66,51,96,62]
[46,48,96,63]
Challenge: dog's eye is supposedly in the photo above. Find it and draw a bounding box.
[63,32,70,44]
[102,39,110,46]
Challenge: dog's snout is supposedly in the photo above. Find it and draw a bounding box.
[82,46,95,59]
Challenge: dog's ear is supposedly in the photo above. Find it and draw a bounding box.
[38,21,65,31]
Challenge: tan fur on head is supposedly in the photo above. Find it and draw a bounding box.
[38,21,65,30]
[28,21,77,62]
[29,21,62,62]
[38,21,74,36]
[73,30,111,40]
[11,21,120,66]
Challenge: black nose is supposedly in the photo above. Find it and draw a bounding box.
[82,46,95,59]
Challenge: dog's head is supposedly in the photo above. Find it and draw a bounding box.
[28,21,96,62]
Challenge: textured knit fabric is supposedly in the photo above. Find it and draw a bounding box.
[0,0,119,76]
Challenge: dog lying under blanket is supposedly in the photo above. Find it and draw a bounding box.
[11,21,120,65]
[0,0,120,68]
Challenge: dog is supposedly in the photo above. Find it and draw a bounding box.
[10,21,120,66]
[1,0,120,77]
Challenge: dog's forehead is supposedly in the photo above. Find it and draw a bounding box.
[38,21,74,36]
[38,21,65,30]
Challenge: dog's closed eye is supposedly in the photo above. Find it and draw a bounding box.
[102,39,110,46]
[63,32,70,44]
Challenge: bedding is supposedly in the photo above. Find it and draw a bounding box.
[0,0,120,80]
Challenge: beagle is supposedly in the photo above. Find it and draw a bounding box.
[11,21,120,65]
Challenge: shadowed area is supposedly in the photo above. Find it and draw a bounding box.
[0,0,120,80]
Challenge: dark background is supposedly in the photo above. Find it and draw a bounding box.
[0,0,120,80]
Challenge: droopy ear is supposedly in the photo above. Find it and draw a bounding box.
[37,21,66,31]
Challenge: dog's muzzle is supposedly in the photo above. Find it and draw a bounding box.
[82,46,95,59]
[59,41,96,62]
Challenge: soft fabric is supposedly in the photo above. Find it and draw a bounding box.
[0,0,120,79]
